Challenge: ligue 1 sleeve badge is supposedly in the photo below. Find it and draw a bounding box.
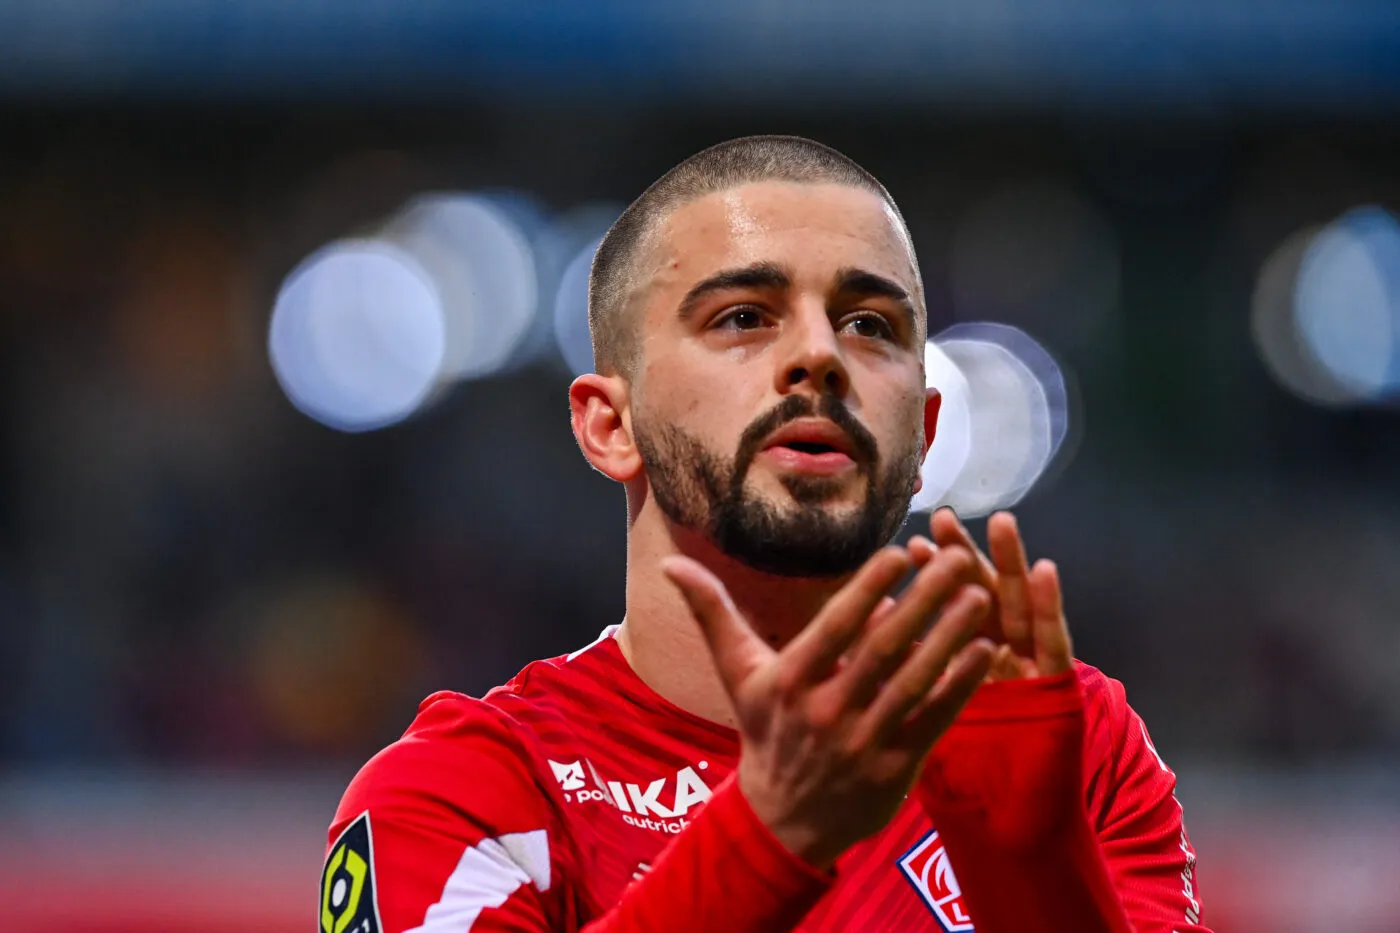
[897,830,974,932]
[320,812,383,933]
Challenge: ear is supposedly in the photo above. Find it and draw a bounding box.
[570,374,643,483]
[913,387,942,495]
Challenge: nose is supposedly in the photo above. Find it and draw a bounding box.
[775,304,850,398]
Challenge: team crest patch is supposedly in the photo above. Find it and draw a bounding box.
[897,830,974,932]
[320,812,383,933]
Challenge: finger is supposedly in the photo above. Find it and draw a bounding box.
[861,584,991,738]
[863,540,936,648]
[780,547,912,685]
[1028,559,1073,676]
[837,545,977,704]
[897,638,997,750]
[907,535,937,568]
[838,595,908,679]
[661,556,773,698]
[929,507,967,550]
[930,509,997,589]
[863,595,900,637]
[931,509,1003,642]
[986,512,1034,658]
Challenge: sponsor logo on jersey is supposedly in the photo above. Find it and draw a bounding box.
[897,830,974,932]
[1140,720,1204,927]
[320,812,383,933]
[549,759,586,791]
[549,758,616,805]
[548,757,715,834]
[1179,827,1202,926]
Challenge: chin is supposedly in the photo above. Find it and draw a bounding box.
[777,474,865,506]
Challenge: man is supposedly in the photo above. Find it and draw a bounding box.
[323,136,1208,933]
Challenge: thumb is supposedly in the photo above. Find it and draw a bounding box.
[661,556,772,698]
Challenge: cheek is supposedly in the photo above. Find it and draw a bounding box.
[645,350,767,425]
[637,382,744,459]
[871,385,928,453]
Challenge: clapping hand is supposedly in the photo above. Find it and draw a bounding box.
[921,508,1073,681]
[662,543,996,869]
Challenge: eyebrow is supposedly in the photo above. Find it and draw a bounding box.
[833,267,917,324]
[676,262,792,321]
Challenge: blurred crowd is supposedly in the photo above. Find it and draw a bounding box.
[1,106,1399,777]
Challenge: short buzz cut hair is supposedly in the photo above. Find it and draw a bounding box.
[587,135,919,378]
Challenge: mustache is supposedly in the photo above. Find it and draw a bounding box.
[733,394,880,479]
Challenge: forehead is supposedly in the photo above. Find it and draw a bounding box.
[641,181,919,298]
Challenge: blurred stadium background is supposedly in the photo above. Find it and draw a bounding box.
[2,1,1400,930]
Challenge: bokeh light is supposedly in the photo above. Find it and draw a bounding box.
[381,192,539,382]
[269,239,445,432]
[911,340,973,513]
[554,235,603,377]
[939,321,1071,465]
[1253,206,1400,407]
[545,205,622,377]
[939,335,1053,517]
[912,324,1072,518]
[1250,225,1353,406]
[1294,207,1400,402]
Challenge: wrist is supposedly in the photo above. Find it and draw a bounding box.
[736,771,840,871]
[764,820,840,872]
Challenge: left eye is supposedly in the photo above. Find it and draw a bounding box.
[841,314,893,340]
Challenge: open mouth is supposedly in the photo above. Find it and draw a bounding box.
[761,437,858,476]
[781,440,843,455]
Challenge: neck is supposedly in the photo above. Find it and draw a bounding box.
[616,498,848,727]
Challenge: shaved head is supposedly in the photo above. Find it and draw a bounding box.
[588,135,921,378]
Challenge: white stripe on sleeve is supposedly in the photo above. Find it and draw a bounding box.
[404,829,551,932]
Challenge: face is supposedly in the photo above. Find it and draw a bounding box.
[628,181,931,577]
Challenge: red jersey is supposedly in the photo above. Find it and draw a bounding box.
[323,626,1209,933]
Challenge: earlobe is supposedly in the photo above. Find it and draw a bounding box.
[569,374,643,482]
[921,388,942,461]
[913,388,941,496]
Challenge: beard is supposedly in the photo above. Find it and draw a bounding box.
[633,393,922,578]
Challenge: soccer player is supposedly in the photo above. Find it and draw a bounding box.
[322,137,1208,933]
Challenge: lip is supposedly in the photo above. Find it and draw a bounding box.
[759,445,857,475]
[761,419,859,459]
[759,419,860,475]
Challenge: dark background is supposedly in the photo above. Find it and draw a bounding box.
[1,2,1399,929]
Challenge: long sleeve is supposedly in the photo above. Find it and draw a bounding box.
[1080,669,1209,931]
[587,774,831,933]
[324,691,830,933]
[914,672,1133,933]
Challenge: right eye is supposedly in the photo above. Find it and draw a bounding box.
[714,307,767,331]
